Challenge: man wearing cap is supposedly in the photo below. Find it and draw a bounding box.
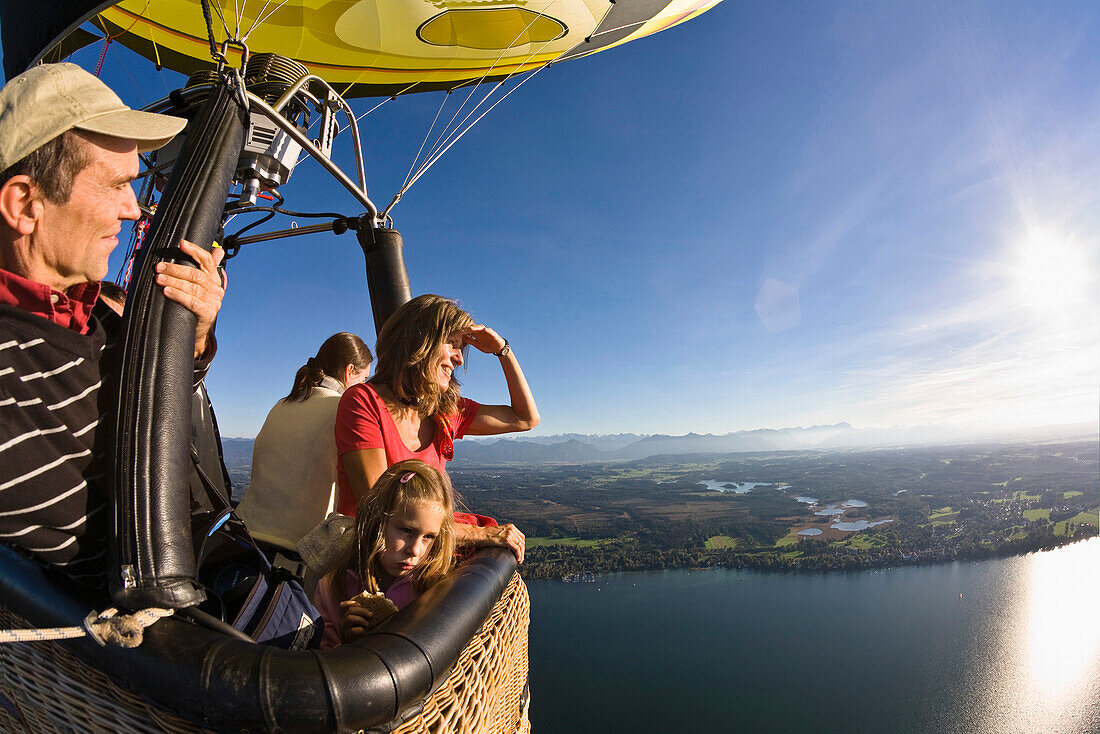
[0,63,225,587]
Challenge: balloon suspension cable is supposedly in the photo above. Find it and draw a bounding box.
[397,91,453,194]
[199,0,224,61]
[339,80,422,133]
[382,0,601,219]
[418,0,581,161]
[239,0,290,43]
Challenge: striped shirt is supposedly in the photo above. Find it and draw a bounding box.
[0,304,112,586]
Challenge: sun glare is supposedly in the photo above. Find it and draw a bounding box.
[1010,229,1096,316]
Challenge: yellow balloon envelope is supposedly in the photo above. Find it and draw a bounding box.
[89,0,724,97]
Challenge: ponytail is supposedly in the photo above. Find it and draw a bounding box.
[284,333,372,402]
[285,358,327,402]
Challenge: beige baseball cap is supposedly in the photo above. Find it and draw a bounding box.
[0,62,187,171]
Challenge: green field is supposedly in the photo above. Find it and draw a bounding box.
[1012,491,1042,501]
[1064,491,1083,499]
[836,534,886,550]
[1054,510,1098,536]
[775,536,799,548]
[930,506,959,526]
[705,535,738,550]
[526,536,604,548]
[1023,508,1051,522]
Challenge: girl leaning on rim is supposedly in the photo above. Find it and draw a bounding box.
[334,294,538,561]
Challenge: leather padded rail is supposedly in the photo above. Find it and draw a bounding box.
[0,545,518,732]
[357,224,413,336]
[110,80,247,609]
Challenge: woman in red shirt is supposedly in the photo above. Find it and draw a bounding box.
[335,294,538,561]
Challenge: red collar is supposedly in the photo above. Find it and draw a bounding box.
[0,268,101,334]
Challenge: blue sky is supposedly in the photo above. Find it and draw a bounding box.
[31,1,1100,438]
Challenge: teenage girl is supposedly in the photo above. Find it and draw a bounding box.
[312,459,456,648]
[238,332,372,553]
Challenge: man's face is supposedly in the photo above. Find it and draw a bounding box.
[34,132,140,291]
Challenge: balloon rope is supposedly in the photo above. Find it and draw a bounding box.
[200,0,219,58]
[93,38,113,77]
[586,19,650,43]
[150,29,163,70]
[417,0,569,167]
[242,0,289,42]
[393,0,568,184]
[400,92,453,194]
[399,60,556,199]
[394,0,614,206]
[401,0,581,193]
[208,1,232,41]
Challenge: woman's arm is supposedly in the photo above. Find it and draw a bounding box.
[462,325,540,435]
[339,448,389,505]
[454,522,525,563]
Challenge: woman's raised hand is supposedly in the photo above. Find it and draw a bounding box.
[461,324,507,355]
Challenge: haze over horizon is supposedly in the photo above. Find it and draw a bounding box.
[28,1,1097,438]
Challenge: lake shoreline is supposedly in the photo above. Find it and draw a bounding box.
[520,530,1095,579]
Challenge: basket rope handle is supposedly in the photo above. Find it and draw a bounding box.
[0,607,174,648]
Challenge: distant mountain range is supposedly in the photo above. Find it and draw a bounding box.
[453,421,1096,464]
[219,422,1095,469]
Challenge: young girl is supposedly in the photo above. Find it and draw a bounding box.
[313,459,456,649]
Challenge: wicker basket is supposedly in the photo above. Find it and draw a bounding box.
[0,575,530,733]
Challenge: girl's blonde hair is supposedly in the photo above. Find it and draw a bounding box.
[370,294,474,419]
[333,459,456,600]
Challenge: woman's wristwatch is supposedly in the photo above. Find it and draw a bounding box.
[494,338,510,357]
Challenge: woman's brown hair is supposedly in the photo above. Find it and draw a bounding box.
[285,332,372,402]
[370,294,474,418]
[333,459,456,600]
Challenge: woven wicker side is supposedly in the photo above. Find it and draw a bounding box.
[0,605,213,734]
[394,574,531,734]
[0,573,530,734]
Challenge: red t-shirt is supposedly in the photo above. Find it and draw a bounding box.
[334,383,480,516]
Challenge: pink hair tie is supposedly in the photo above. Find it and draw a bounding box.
[400,471,416,484]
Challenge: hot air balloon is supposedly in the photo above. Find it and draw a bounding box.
[0,2,725,731]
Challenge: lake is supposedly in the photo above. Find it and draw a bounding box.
[526,537,1100,733]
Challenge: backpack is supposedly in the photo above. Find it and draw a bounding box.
[190,445,321,650]
[197,510,321,650]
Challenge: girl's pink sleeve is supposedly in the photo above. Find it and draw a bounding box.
[312,573,345,650]
[335,384,385,455]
